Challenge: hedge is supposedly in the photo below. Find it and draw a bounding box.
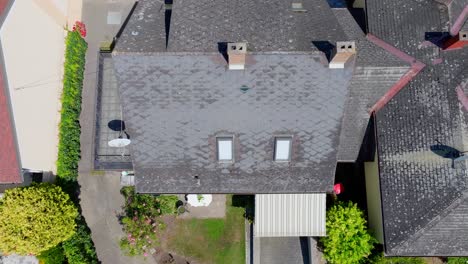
[62,215,98,264]
[37,244,66,264]
[56,29,87,183]
[55,26,99,264]
[447,257,468,264]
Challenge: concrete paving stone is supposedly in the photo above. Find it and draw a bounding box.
[79,0,145,263]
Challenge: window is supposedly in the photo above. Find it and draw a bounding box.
[275,137,292,161]
[217,137,233,162]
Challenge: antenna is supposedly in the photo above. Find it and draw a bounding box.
[455,155,468,162]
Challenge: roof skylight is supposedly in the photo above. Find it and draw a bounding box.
[217,137,233,162]
[275,137,292,161]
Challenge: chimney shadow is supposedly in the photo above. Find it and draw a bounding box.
[218,42,229,62]
[425,32,451,48]
[165,0,173,48]
[312,41,335,61]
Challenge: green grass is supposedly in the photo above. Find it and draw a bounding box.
[166,195,245,264]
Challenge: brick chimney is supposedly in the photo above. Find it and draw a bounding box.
[329,41,356,69]
[443,31,468,50]
[227,42,247,70]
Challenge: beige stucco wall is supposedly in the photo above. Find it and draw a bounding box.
[364,152,385,243]
[0,0,72,173]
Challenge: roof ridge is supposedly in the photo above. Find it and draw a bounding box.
[366,34,426,113]
[450,4,468,36]
[112,51,326,56]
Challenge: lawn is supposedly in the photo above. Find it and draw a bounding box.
[165,195,246,264]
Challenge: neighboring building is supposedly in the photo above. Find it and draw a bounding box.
[364,0,468,256]
[0,0,80,186]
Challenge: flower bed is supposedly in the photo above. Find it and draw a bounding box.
[119,186,178,256]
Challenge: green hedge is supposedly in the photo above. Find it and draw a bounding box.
[37,244,66,264]
[57,30,87,183]
[62,215,98,264]
[447,257,468,264]
[55,29,99,264]
[368,253,425,264]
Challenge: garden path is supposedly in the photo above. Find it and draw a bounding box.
[77,0,153,263]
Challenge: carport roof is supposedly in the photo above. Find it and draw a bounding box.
[254,193,326,237]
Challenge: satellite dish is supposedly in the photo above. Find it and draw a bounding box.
[455,155,468,162]
[108,138,131,147]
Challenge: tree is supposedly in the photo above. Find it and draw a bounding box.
[320,201,376,264]
[0,183,78,255]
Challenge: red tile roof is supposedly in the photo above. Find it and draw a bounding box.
[0,0,21,183]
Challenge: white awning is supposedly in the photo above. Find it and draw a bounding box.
[254,193,326,237]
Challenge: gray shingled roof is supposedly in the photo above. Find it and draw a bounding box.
[368,0,468,256]
[114,0,349,53]
[332,8,410,161]
[449,0,468,31]
[113,53,353,193]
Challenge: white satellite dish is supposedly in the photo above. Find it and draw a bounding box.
[455,155,468,162]
[108,138,131,147]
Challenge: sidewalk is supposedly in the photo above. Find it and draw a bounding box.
[77,1,152,263]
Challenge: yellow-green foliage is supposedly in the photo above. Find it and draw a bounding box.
[320,201,376,264]
[0,183,78,255]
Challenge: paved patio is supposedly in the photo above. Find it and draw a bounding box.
[178,194,227,219]
[94,54,132,170]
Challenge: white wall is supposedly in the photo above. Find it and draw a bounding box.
[364,152,385,243]
[0,0,69,173]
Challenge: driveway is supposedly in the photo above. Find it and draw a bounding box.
[79,171,151,264]
[77,1,152,263]
[254,237,310,264]
[252,236,326,264]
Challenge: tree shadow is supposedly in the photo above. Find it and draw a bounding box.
[232,195,255,223]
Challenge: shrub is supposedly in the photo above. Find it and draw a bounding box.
[62,215,99,264]
[448,257,468,264]
[320,201,376,264]
[56,28,87,183]
[0,183,78,255]
[54,25,98,264]
[119,187,178,256]
[37,245,66,264]
[368,251,425,264]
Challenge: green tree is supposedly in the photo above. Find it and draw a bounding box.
[0,183,78,255]
[320,201,376,264]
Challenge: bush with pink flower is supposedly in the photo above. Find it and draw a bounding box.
[119,187,178,256]
[71,21,87,38]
